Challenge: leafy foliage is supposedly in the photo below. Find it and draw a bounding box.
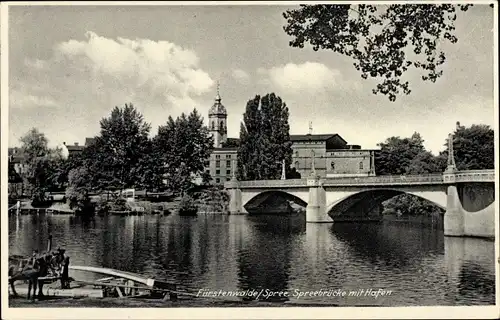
[153,109,213,194]
[438,123,494,170]
[82,104,155,191]
[237,93,293,180]
[383,194,443,217]
[282,4,473,101]
[178,194,198,216]
[377,125,494,216]
[65,167,93,213]
[375,132,443,216]
[18,128,63,203]
[375,132,441,175]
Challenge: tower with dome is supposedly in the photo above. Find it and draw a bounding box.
[205,84,240,184]
[208,83,228,148]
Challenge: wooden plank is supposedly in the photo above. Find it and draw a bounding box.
[96,277,115,282]
[115,287,124,298]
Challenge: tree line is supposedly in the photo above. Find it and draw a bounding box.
[9,97,494,216]
[375,124,494,216]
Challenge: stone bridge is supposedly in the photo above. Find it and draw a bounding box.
[225,169,496,238]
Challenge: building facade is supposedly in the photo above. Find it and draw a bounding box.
[290,134,376,178]
[205,91,377,184]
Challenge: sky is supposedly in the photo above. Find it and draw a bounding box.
[6,3,496,155]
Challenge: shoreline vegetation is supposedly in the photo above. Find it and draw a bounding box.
[9,187,234,217]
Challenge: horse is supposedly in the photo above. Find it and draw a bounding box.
[9,253,49,300]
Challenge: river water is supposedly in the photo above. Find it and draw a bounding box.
[8,213,496,306]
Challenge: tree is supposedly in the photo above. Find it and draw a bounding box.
[237,96,262,180]
[65,167,93,214]
[438,123,494,170]
[375,132,440,175]
[374,132,443,217]
[154,109,213,194]
[89,104,154,191]
[383,194,443,217]
[237,93,293,180]
[18,128,62,203]
[282,4,473,101]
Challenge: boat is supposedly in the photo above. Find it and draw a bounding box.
[66,265,177,299]
[109,210,133,216]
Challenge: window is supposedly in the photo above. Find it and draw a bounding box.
[331,162,335,170]
[216,178,220,183]
[216,169,220,175]
[211,121,215,130]
[216,160,220,167]
[215,155,221,159]
[226,170,231,175]
[226,177,231,181]
[359,161,364,170]
[226,160,231,167]
[226,154,232,159]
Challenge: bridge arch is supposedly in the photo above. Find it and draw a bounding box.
[326,188,447,219]
[243,190,308,214]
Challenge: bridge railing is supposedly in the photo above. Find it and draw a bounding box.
[227,170,495,189]
[322,174,444,186]
[452,170,495,183]
[231,179,305,188]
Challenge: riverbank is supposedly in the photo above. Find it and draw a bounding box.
[10,187,231,216]
[8,295,298,308]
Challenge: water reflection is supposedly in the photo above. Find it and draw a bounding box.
[8,214,495,306]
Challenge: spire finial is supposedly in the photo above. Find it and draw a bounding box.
[215,80,221,101]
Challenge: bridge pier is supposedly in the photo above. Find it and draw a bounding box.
[444,184,465,236]
[226,178,246,215]
[306,176,330,223]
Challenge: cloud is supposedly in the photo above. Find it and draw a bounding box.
[9,31,217,146]
[259,62,359,93]
[24,58,48,70]
[10,89,58,108]
[232,69,250,82]
[54,31,214,98]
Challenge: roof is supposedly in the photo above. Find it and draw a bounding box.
[212,147,238,152]
[8,154,23,163]
[8,147,21,155]
[66,145,85,152]
[8,164,23,183]
[290,134,347,144]
[85,137,96,146]
[220,138,240,148]
[208,95,227,116]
